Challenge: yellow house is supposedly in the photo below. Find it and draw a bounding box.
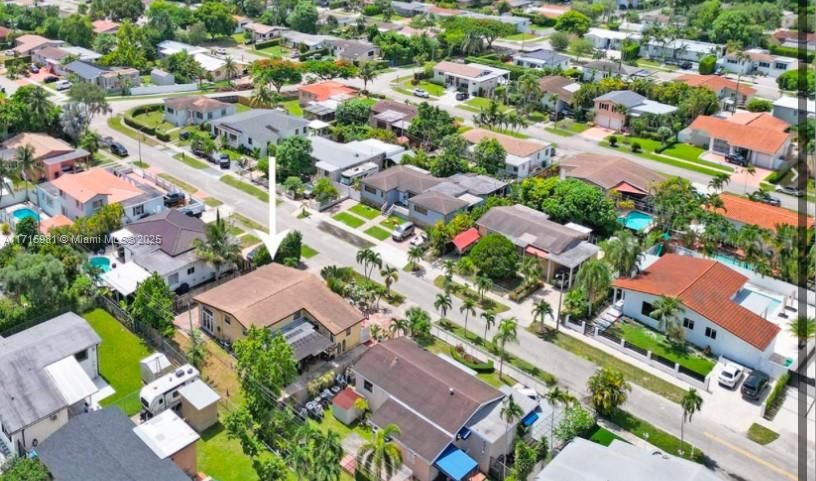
[193,264,364,361]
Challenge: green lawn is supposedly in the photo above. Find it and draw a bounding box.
[198,423,259,481]
[614,136,731,171]
[380,216,402,230]
[546,120,590,136]
[611,321,716,376]
[602,138,733,177]
[255,45,287,58]
[608,410,704,462]
[310,408,372,442]
[132,109,174,132]
[280,99,303,117]
[661,143,706,163]
[240,234,261,248]
[503,33,541,41]
[235,103,253,113]
[83,309,151,415]
[173,152,209,169]
[463,97,512,112]
[159,173,197,193]
[106,116,160,146]
[232,213,265,231]
[333,212,366,228]
[489,127,530,139]
[747,423,779,445]
[220,175,270,202]
[301,244,318,258]
[399,78,445,97]
[349,203,380,220]
[365,225,391,240]
[205,197,224,207]
[350,271,405,306]
[587,425,627,446]
[432,275,510,314]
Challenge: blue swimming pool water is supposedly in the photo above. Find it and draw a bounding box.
[12,207,39,222]
[617,211,654,231]
[88,256,112,273]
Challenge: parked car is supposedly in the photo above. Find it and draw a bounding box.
[718,363,743,389]
[302,182,314,199]
[748,190,782,207]
[54,80,72,91]
[775,184,804,197]
[219,156,231,169]
[179,131,191,140]
[213,47,227,55]
[163,192,186,207]
[413,88,429,98]
[29,64,39,73]
[680,61,693,70]
[110,142,129,157]
[100,136,114,148]
[391,222,415,241]
[724,153,748,166]
[455,91,468,101]
[409,233,426,247]
[741,371,770,401]
[210,151,229,166]
[43,75,59,83]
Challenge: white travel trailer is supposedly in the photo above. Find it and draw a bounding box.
[139,364,200,416]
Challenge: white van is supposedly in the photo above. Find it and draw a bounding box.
[54,80,72,91]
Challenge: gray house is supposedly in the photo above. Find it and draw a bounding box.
[360,166,506,227]
[329,39,380,62]
[164,95,236,127]
[513,49,570,70]
[0,313,102,459]
[312,137,405,184]
[64,60,141,93]
[210,109,311,155]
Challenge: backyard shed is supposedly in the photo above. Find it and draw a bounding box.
[140,353,173,383]
[331,387,363,425]
[178,379,220,432]
[151,69,175,85]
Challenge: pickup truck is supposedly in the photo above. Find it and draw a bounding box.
[177,198,205,217]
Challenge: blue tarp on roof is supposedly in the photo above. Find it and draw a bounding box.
[521,411,539,427]
[434,445,478,481]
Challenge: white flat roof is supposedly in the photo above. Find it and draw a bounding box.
[133,410,199,459]
[101,261,151,296]
[588,28,640,40]
[773,95,816,113]
[44,356,98,406]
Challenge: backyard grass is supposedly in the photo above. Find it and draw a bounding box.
[333,211,367,228]
[611,321,716,376]
[198,423,258,481]
[311,408,372,442]
[349,203,380,220]
[280,99,303,117]
[608,410,704,462]
[587,425,627,446]
[204,197,224,207]
[174,152,209,169]
[132,161,150,168]
[546,120,590,136]
[159,173,197,193]
[747,423,779,445]
[255,45,287,58]
[399,78,445,97]
[365,225,391,240]
[460,97,513,113]
[350,271,405,306]
[107,115,160,146]
[532,327,687,404]
[433,275,510,314]
[220,175,270,202]
[83,309,151,415]
[301,244,318,258]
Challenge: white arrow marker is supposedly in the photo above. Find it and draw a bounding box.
[254,154,290,257]
[790,168,798,182]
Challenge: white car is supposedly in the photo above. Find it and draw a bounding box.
[409,233,426,247]
[412,88,429,98]
[213,47,227,55]
[718,364,743,389]
[54,80,72,91]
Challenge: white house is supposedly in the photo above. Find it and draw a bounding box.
[719,49,798,78]
[642,39,724,64]
[512,49,570,70]
[462,128,555,179]
[311,137,405,184]
[432,61,510,97]
[157,40,207,57]
[772,95,816,125]
[164,95,237,127]
[613,254,782,370]
[586,28,641,51]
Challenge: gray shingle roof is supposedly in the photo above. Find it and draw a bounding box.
[126,209,206,257]
[517,49,569,64]
[37,408,190,481]
[212,109,310,143]
[0,313,101,433]
[65,60,106,80]
[477,204,588,254]
[594,90,647,108]
[361,165,444,193]
[411,190,469,214]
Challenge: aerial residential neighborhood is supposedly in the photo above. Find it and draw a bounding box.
[0,1,813,481]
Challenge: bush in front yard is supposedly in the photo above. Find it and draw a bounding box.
[631,141,642,153]
[609,135,618,147]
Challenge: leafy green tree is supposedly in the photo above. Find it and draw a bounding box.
[303,59,358,80]
[651,177,704,232]
[0,457,51,481]
[516,177,618,235]
[587,367,631,416]
[554,404,595,442]
[680,388,703,453]
[233,326,298,416]
[287,0,319,33]
[283,176,304,197]
[251,59,302,93]
[195,1,236,38]
[161,51,206,84]
[358,424,403,481]
[335,98,372,126]
[93,33,118,54]
[193,211,241,280]
[711,10,750,44]
[252,454,289,481]
[469,233,519,280]
[358,61,380,92]
[499,394,523,479]
[100,21,148,70]
[430,134,468,177]
[186,328,209,369]
[512,440,537,481]
[406,306,432,341]
[555,10,591,35]
[0,253,67,313]
[473,138,506,175]
[276,136,313,179]
[746,98,773,112]
[600,230,642,278]
[59,13,94,47]
[575,259,611,317]
[407,103,458,150]
[434,292,452,318]
[274,230,302,266]
[312,177,339,204]
[549,31,570,51]
[14,217,39,248]
[569,37,594,61]
[92,0,145,21]
[129,272,175,336]
[698,54,717,75]
[777,69,815,97]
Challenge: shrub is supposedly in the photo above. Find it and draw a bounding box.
[698,55,717,75]
[763,372,790,420]
[450,346,495,373]
[608,135,618,147]
[509,280,542,302]
[746,98,772,112]
[255,38,282,50]
[630,141,642,153]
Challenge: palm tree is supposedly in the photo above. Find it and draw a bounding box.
[389,317,410,338]
[434,292,452,318]
[600,230,643,278]
[545,387,568,448]
[460,30,484,55]
[459,298,477,337]
[587,367,631,416]
[358,424,403,481]
[519,256,543,287]
[789,316,816,348]
[650,295,683,331]
[251,81,275,107]
[575,259,612,317]
[193,211,242,280]
[407,245,424,271]
[356,248,382,279]
[406,306,431,338]
[493,317,518,379]
[15,144,37,202]
[680,388,703,457]
[354,397,370,422]
[708,172,731,193]
[500,395,523,479]
[358,61,379,92]
[223,56,239,87]
[29,86,51,122]
[380,265,399,296]
[480,310,496,342]
[531,299,553,333]
[475,273,492,302]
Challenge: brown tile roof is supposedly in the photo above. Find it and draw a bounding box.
[371,99,418,117]
[298,81,357,102]
[773,29,816,42]
[675,74,756,97]
[728,111,789,131]
[462,128,549,158]
[354,338,502,436]
[92,19,120,34]
[559,153,664,194]
[194,264,363,334]
[613,254,780,350]
[434,61,485,78]
[537,75,576,103]
[687,114,790,155]
[714,193,814,231]
[3,133,73,160]
[164,95,231,112]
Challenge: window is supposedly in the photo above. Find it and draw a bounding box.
[641,301,654,318]
[224,315,231,324]
[363,380,373,392]
[187,266,195,275]
[92,199,105,210]
[414,205,428,215]
[759,62,770,68]
[364,185,377,194]
[683,318,695,330]
[75,349,88,362]
[173,391,180,398]
[346,328,351,336]
[133,204,144,216]
[248,137,253,146]
[705,327,717,339]
[774,62,787,70]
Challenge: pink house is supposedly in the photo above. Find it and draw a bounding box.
[1,133,89,181]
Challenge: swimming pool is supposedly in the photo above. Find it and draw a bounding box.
[711,253,754,271]
[734,288,782,318]
[12,207,39,222]
[88,256,112,273]
[617,210,654,232]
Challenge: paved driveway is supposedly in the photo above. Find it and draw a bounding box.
[705,361,765,431]
[579,126,616,141]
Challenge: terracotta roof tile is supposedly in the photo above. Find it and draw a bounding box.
[50,168,143,204]
[298,81,357,102]
[434,61,485,78]
[687,114,790,155]
[714,193,814,231]
[462,128,549,157]
[675,74,756,97]
[613,254,780,350]
[332,387,362,410]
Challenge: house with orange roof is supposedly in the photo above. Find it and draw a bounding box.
[92,19,120,34]
[0,133,90,181]
[679,112,792,169]
[713,193,814,232]
[12,34,62,55]
[461,128,555,179]
[719,48,797,78]
[674,74,756,110]
[297,80,357,105]
[613,254,782,369]
[37,168,165,223]
[432,61,510,97]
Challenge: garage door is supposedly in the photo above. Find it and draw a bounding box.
[599,116,622,130]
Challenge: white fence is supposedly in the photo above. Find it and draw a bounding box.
[129,83,198,96]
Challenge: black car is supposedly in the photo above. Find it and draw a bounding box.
[43,75,59,83]
[741,371,770,401]
[724,153,748,166]
[163,192,186,207]
[455,91,468,101]
[110,142,129,157]
[749,190,782,207]
[680,61,693,70]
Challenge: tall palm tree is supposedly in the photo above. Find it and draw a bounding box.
[519,256,543,287]
[15,144,37,202]
[358,424,403,481]
[460,30,484,55]
[480,310,496,342]
[389,317,410,338]
[459,298,477,337]
[575,259,612,317]
[356,248,382,279]
[29,86,51,123]
[493,317,518,379]
[434,292,452,318]
[193,211,242,280]
[651,295,683,331]
[531,299,553,333]
[708,172,731,193]
[251,81,275,107]
[380,265,399,295]
[545,387,568,448]
[680,388,703,457]
[358,61,379,92]
[789,316,816,348]
[500,395,523,480]
[223,55,239,87]
[600,230,643,279]
[407,245,424,271]
[406,306,431,338]
[475,273,492,302]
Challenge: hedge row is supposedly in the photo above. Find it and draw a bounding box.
[255,37,282,50]
[769,44,814,64]
[763,372,790,420]
[124,104,171,141]
[509,280,542,302]
[450,347,495,373]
